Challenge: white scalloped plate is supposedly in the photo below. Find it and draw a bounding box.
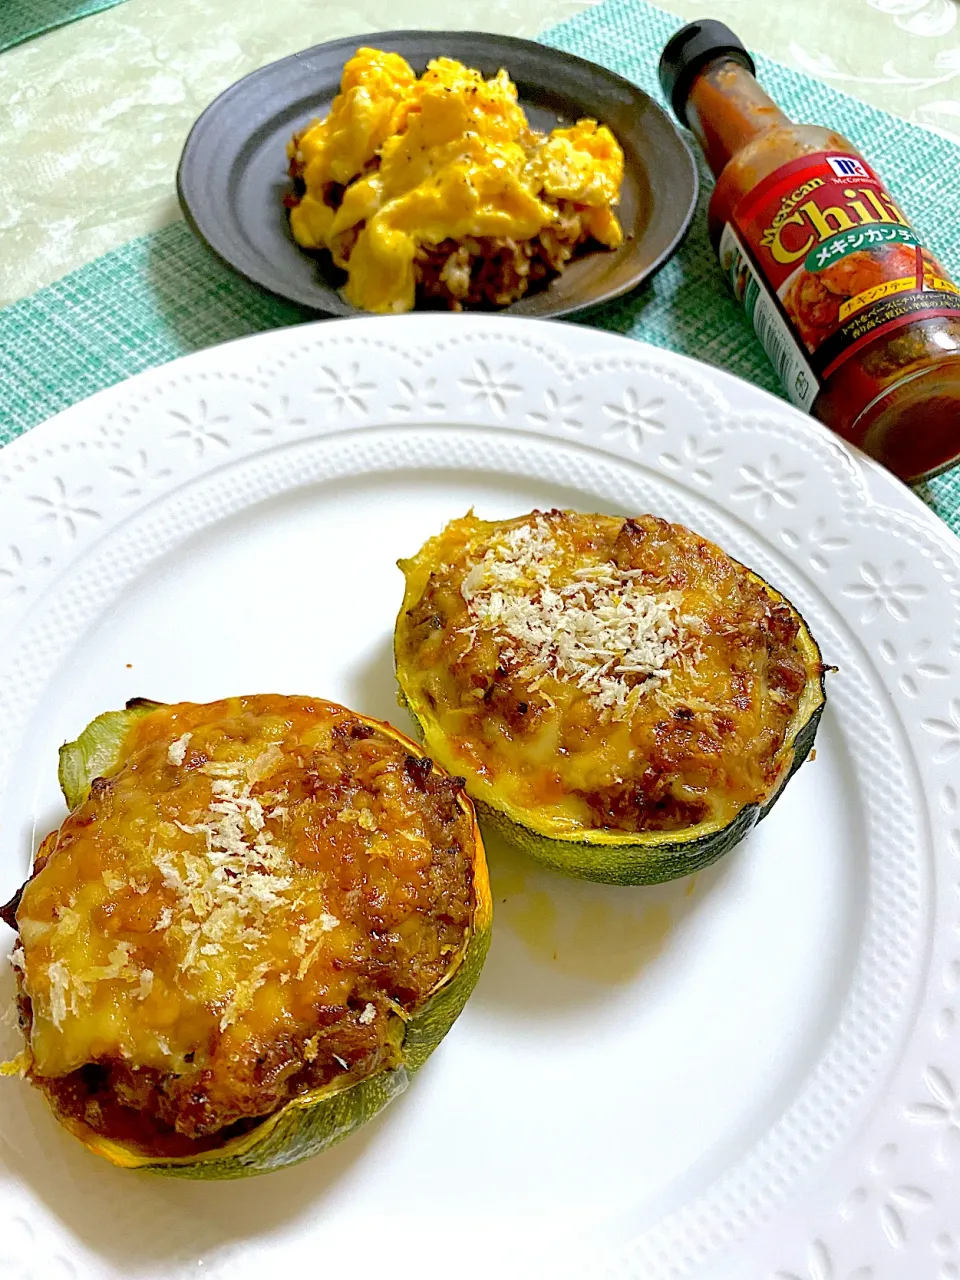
[0,316,958,1280]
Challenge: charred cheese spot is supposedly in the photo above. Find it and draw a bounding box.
[396,511,811,836]
[13,696,477,1157]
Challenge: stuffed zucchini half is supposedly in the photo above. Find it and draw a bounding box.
[2,695,489,1177]
[395,511,827,885]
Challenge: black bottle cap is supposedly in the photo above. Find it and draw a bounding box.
[658,20,756,128]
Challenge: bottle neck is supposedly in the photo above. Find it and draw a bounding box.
[685,57,790,179]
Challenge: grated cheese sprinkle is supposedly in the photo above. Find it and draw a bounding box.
[459,516,694,719]
[247,743,284,783]
[296,912,340,980]
[151,761,305,1022]
[219,961,272,1032]
[167,733,192,767]
[337,807,377,832]
[358,1002,376,1024]
[16,748,346,1039]
[46,959,72,1028]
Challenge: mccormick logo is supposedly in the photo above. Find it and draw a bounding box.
[826,155,869,179]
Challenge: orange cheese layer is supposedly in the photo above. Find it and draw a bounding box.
[396,511,812,835]
[16,696,476,1141]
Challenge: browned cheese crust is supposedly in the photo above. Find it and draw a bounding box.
[396,511,811,836]
[11,696,476,1157]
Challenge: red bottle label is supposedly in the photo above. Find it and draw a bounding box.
[719,151,960,410]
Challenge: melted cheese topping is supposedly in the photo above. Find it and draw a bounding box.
[15,696,477,1148]
[286,49,623,314]
[459,516,695,715]
[396,511,816,836]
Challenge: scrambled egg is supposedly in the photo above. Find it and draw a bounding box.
[286,49,624,314]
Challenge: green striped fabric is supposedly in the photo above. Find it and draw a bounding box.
[0,224,307,444]
[0,0,957,532]
[0,0,128,53]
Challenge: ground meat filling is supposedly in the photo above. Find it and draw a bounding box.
[414,200,589,310]
[396,511,813,836]
[11,696,476,1158]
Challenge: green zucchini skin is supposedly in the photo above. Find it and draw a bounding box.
[111,917,491,1177]
[41,700,492,1177]
[465,693,824,886]
[396,573,828,886]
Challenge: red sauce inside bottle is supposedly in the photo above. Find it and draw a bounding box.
[685,58,960,483]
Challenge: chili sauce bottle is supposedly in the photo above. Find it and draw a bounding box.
[658,20,960,483]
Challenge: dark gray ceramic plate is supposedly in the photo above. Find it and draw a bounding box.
[177,31,698,318]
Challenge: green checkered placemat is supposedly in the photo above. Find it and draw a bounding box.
[0,0,958,532]
[0,0,128,53]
